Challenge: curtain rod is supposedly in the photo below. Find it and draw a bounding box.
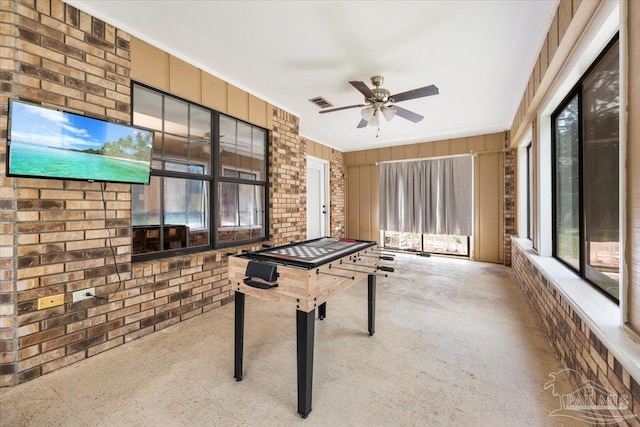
[376,153,471,165]
[375,148,509,165]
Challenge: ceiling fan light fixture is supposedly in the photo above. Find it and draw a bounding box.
[382,106,396,121]
[361,106,375,121]
[368,110,380,127]
[320,76,437,129]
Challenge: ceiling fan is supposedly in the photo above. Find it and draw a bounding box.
[319,76,439,128]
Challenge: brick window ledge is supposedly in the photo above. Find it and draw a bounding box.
[512,237,640,382]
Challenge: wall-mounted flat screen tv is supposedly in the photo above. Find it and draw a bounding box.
[7,99,154,184]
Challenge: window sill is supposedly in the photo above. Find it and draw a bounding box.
[512,237,640,382]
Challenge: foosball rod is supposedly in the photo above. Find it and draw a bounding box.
[360,255,395,261]
[370,250,396,257]
[329,265,388,278]
[372,246,395,252]
[338,259,394,274]
[316,269,354,280]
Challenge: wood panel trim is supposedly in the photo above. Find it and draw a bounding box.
[509,0,602,147]
[343,132,507,166]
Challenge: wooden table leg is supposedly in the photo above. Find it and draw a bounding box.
[234,291,245,381]
[296,309,315,418]
[368,274,376,336]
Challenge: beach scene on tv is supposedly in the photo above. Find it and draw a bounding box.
[8,100,153,184]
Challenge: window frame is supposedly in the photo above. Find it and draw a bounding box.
[526,142,533,241]
[131,82,269,261]
[550,33,619,302]
[214,113,268,249]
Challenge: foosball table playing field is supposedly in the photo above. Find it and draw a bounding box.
[228,237,395,418]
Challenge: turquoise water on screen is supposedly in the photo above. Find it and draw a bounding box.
[9,142,150,183]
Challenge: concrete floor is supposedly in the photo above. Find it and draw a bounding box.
[0,254,580,426]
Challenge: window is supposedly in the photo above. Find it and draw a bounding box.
[382,231,469,256]
[131,84,268,258]
[217,115,266,244]
[379,157,472,257]
[379,157,473,237]
[551,35,619,301]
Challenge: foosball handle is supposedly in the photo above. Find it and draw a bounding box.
[243,278,278,290]
[377,266,395,273]
[379,255,394,261]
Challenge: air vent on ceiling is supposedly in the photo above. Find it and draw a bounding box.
[308,96,333,109]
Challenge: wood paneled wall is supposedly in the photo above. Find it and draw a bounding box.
[474,152,504,263]
[346,165,379,242]
[130,37,271,130]
[510,0,600,147]
[306,140,333,161]
[345,132,506,263]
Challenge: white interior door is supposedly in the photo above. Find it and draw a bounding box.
[306,156,329,239]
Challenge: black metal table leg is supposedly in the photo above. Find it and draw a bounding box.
[368,274,376,336]
[318,302,326,320]
[234,291,245,381]
[296,309,315,418]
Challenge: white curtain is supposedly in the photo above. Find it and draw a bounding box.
[379,156,472,236]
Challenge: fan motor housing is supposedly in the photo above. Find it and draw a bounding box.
[372,87,390,102]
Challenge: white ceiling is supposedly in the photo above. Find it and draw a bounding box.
[67,0,559,153]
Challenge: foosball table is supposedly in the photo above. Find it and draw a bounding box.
[228,237,395,418]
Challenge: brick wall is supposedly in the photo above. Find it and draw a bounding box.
[330,147,345,238]
[0,1,16,387]
[0,0,314,387]
[503,149,516,266]
[1,0,137,388]
[512,241,640,422]
[0,0,185,386]
[269,107,305,245]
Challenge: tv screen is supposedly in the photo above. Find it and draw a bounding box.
[7,99,154,184]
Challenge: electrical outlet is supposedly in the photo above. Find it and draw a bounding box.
[72,287,95,302]
[37,294,65,310]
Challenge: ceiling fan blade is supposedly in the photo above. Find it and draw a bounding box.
[356,119,367,128]
[349,81,375,98]
[392,105,424,123]
[390,84,439,103]
[319,104,365,114]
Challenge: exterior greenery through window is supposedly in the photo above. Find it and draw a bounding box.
[382,231,469,257]
[552,35,619,301]
[131,84,268,259]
